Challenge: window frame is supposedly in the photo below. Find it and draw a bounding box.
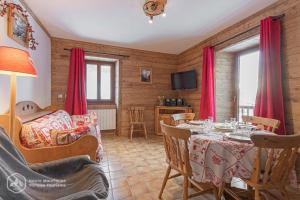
[85,60,116,104]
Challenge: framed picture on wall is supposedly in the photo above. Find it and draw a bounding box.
[140,67,152,84]
[7,5,29,48]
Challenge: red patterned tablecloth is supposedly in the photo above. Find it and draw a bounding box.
[189,131,256,187]
[188,130,299,188]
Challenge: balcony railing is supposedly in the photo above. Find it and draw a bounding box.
[238,105,254,121]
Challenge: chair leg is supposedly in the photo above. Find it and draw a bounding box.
[143,124,148,139]
[159,166,171,199]
[255,188,261,200]
[213,186,219,200]
[188,176,192,188]
[281,187,289,200]
[130,124,134,141]
[218,183,225,200]
[183,175,189,200]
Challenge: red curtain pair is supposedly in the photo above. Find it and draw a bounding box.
[199,46,216,121]
[199,17,286,135]
[65,48,87,115]
[254,16,286,134]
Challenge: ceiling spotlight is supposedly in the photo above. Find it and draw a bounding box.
[149,16,153,24]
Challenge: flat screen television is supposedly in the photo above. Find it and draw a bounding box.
[171,70,197,90]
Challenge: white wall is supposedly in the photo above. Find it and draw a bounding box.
[0,0,51,113]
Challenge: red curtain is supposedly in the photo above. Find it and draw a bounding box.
[199,46,216,121]
[65,48,87,115]
[254,17,286,134]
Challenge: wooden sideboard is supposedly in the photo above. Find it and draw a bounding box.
[155,106,193,135]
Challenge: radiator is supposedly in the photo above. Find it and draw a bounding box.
[88,109,117,130]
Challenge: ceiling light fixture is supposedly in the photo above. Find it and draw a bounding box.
[143,0,167,23]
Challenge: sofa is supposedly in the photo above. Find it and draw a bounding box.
[20,110,103,162]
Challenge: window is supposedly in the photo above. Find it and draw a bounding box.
[86,60,115,103]
[237,48,260,121]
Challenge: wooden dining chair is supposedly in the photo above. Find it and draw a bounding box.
[171,113,195,125]
[242,116,280,133]
[159,121,218,200]
[225,133,300,200]
[128,106,148,141]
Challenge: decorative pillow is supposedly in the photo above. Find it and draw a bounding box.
[72,112,98,127]
[21,110,73,148]
[50,126,90,146]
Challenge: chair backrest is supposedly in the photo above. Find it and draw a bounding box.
[250,133,300,186]
[129,107,145,123]
[160,121,192,176]
[172,113,195,125]
[242,116,280,133]
[159,114,174,126]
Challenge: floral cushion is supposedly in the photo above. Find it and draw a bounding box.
[21,110,103,162]
[71,112,103,161]
[50,122,103,162]
[50,126,90,146]
[72,112,98,127]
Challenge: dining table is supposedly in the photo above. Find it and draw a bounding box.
[190,130,256,187]
[177,121,298,198]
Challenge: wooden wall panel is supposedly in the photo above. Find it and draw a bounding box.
[215,52,235,122]
[177,0,300,134]
[51,38,178,136]
[51,0,300,135]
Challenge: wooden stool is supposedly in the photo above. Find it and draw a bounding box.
[128,107,148,141]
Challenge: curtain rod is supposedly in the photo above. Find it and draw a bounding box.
[63,48,130,58]
[212,14,285,48]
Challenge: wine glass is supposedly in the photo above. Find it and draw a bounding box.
[230,118,237,128]
[205,117,213,132]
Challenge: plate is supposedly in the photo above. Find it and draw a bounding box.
[176,123,205,130]
[189,120,205,126]
[225,133,252,142]
[214,123,234,132]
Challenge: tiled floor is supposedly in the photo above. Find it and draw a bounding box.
[101,134,215,200]
[100,134,300,200]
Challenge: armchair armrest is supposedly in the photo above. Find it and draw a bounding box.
[30,155,96,177]
[20,135,98,164]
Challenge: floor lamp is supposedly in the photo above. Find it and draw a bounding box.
[0,46,37,140]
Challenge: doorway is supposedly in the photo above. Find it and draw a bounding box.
[237,48,260,121]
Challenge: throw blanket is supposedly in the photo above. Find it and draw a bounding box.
[0,128,109,200]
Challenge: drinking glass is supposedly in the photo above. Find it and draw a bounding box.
[246,122,253,132]
[230,117,237,128]
[230,117,236,123]
[224,120,230,127]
